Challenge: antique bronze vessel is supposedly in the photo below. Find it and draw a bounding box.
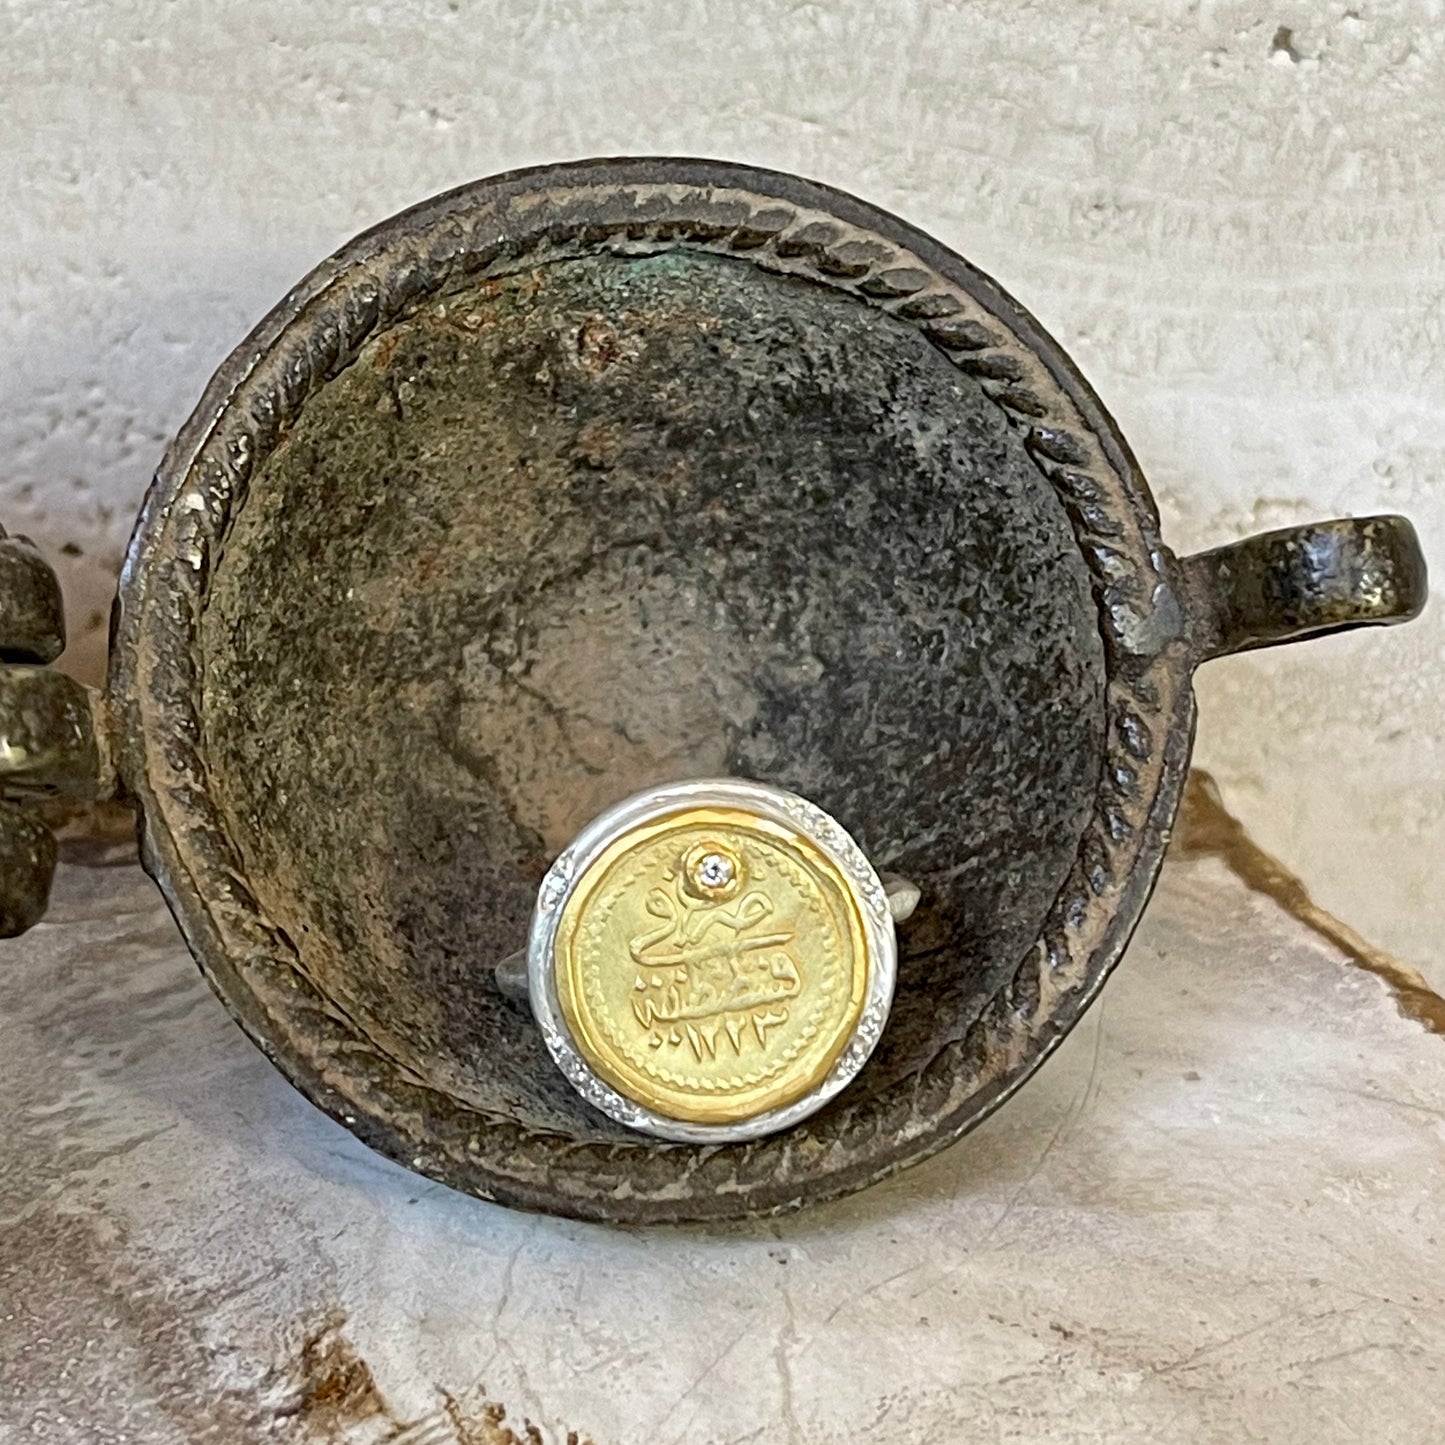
[0,159,1426,1221]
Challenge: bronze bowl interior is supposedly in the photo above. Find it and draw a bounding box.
[101,159,1419,1221]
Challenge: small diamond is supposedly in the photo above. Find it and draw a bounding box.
[697,853,734,889]
[539,866,571,911]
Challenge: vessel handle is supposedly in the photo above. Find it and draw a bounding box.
[0,527,112,936]
[1180,514,1428,662]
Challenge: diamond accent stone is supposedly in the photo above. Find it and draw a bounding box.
[697,853,734,889]
[538,858,573,913]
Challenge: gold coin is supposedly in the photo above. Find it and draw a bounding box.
[554,805,871,1125]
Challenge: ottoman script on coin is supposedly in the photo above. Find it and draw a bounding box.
[629,865,803,1057]
[554,806,871,1124]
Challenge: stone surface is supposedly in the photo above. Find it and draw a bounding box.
[3,855,1442,1443]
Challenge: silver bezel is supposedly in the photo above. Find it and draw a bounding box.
[527,778,898,1144]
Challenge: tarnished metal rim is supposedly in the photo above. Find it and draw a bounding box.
[110,158,1194,1222]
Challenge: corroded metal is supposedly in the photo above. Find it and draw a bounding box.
[1182,515,1426,659]
[0,801,57,938]
[0,668,108,799]
[0,528,109,934]
[0,530,66,665]
[0,159,1426,1220]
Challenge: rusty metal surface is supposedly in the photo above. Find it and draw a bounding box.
[0,526,109,934]
[106,160,1193,1220]
[0,158,1411,1221]
[1181,514,1427,660]
[197,247,1110,1143]
[0,530,66,665]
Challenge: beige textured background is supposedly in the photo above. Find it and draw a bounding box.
[3,0,1441,978]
